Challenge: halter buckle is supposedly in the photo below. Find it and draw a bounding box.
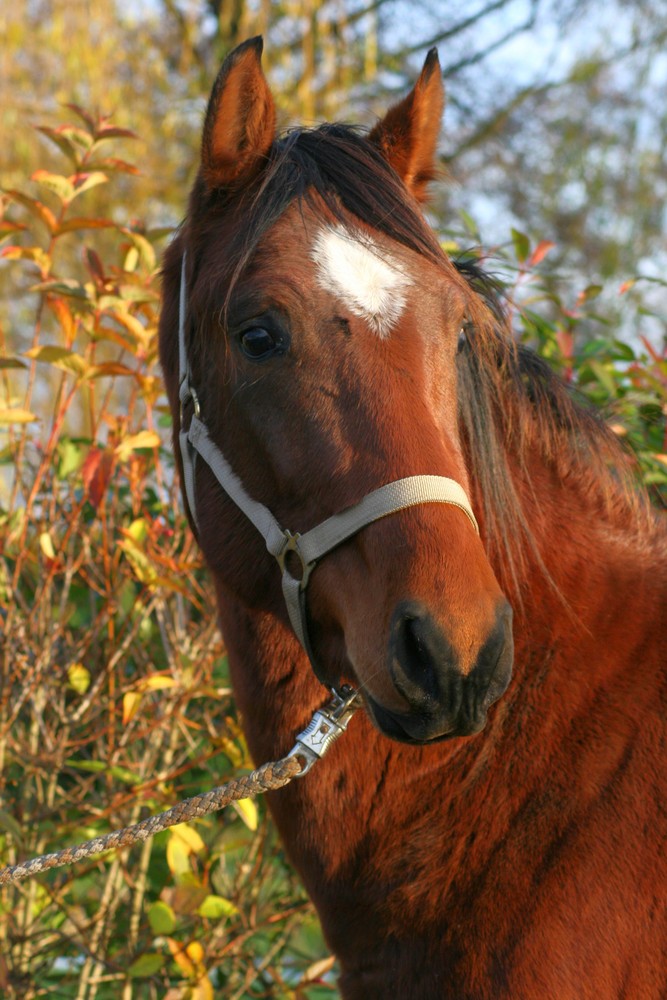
[276,530,315,588]
[289,686,360,775]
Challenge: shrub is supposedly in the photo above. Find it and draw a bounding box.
[0,111,333,1000]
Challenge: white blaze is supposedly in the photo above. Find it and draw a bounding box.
[311,224,412,338]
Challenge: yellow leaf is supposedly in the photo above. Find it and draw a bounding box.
[115,429,160,461]
[304,955,336,982]
[171,823,205,854]
[110,309,154,349]
[118,538,157,585]
[126,517,148,543]
[654,454,667,468]
[0,408,38,424]
[186,941,204,965]
[67,663,90,694]
[191,977,214,1000]
[137,675,175,692]
[39,531,56,560]
[166,835,191,878]
[122,691,142,725]
[233,798,258,831]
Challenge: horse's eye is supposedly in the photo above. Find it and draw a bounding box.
[457,326,467,353]
[239,326,279,360]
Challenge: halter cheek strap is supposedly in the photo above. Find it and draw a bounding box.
[176,255,479,684]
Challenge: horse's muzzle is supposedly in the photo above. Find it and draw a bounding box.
[366,600,513,743]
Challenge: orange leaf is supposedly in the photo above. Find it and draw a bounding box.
[5,190,57,234]
[166,938,196,977]
[528,240,555,267]
[49,297,76,341]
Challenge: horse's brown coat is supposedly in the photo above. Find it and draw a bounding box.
[159,36,667,998]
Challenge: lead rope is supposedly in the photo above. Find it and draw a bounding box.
[0,687,360,887]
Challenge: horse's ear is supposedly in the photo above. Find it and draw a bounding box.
[369,48,444,202]
[201,36,276,190]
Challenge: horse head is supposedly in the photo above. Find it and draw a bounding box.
[159,37,513,744]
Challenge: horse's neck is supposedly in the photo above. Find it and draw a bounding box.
[505,457,667,672]
[215,476,665,959]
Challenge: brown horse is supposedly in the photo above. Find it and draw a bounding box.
[159,37,667,999]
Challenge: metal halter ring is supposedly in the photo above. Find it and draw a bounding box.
[276,530,316,588]
[180,383,201,423]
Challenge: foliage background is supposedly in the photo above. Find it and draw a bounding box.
[0,2,665,997]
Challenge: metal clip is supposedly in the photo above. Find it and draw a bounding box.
[289,686,361,775]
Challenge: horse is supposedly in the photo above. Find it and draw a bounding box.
[158,37,667,999]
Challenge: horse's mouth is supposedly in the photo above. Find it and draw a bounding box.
[360,643,512,745]
[364,695,490,744]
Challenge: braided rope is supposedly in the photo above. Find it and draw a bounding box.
[0,754,302,887]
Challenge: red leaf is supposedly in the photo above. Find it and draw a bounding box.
[555,329,574,360]
[84,247,106,284]
[56,217,115,235]
[64,103,97,131]
[94,126,138,141]
[82,447,114,508]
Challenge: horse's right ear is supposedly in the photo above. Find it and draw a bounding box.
[201,36,276,190]
[369,48,444,202]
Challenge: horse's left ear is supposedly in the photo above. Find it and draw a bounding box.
[201,36,276,190]
[369,48,444,202]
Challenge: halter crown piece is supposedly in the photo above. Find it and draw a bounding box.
[177,255,479,685]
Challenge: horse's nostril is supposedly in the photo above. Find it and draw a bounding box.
[402,617,427,668]
[391,604,452,705]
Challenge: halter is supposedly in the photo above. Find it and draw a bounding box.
[177,255,479,685]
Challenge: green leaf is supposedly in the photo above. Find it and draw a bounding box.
[579,284,603,302]
[458,209,480,240]
[511,227,530,264]
[31,170,75,203]
[128,953,165,978]
[57,438,87,477]
[197,895,239,920]
[586,360,618,397]
[65,759,142,785]
[0,808,24,844]
[148,900,177,935]
[0,357,27,370]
